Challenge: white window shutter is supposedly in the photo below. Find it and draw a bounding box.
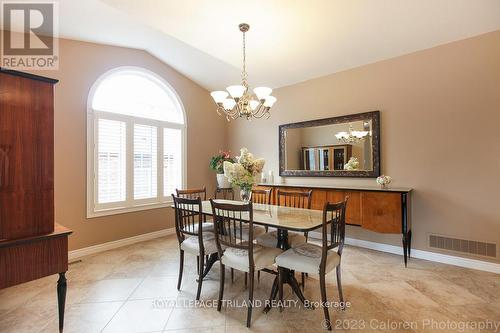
[134,124,158,199]
[97,118,126,203]
[163,128,182,197]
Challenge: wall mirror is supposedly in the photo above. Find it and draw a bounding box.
[279,111,380,178]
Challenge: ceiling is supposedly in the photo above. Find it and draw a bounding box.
[4,0,500,90]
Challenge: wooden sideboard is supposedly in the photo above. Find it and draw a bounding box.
[0,68,72,332]
[255,183,412,266]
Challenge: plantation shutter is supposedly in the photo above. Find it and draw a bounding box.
[133,124,158,199]
[97,118,127,204]
[163,128,182,197]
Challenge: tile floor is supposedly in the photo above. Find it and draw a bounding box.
[0,235,499,333]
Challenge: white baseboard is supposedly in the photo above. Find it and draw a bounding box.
[309,231,500,274]
[68,228,176,261]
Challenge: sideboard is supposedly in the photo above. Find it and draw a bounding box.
[255,183,412,266]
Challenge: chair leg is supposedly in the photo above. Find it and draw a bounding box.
[217,263,225,311]
[301,272,305,291]
[177,250,184,290]
[196,256,200,274]
[257,270,260,282]
[246,270,254,328]
[244,272,247,287]
[196,254,205,300]
[319,273,331,330]
[231,268,234,283]
[278,267,284,313]
[336,265,345,309]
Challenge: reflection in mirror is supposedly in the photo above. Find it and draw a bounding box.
[279,111,380,178]
[284,120,373,172]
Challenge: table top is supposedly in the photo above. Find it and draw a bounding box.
[258,183,412,193]
[197,200,324,232]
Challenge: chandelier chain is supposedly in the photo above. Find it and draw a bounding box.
[242,30,248,88]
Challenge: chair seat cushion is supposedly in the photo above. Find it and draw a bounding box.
[180,232,218,255]
[192,221,215,233]
[275,243,340,274]
[221,245,282,272]
[255,231,307,248]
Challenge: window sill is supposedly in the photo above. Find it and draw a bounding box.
[87,201,173,219]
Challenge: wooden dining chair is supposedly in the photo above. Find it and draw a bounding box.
[172,195,219,300]
[214,187,235,200]
[210,200,282,328]
[255,189,312,288]
[276,198,348,331]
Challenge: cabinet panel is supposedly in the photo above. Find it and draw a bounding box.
[326,190,361,226]
[0,73,54,239]
[361,192,401,233]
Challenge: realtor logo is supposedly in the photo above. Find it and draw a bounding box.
[1,1,59,70]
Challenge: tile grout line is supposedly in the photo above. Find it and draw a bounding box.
[99,276,147,333]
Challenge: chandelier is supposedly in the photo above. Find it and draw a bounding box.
[335,124,370,144]
[210,23,277,121]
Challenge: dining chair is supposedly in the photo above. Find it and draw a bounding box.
[210,199,282,328]
[256,189,312,287]
[214,186,235,200]
[176,187,213,274]
[276,198,348,331]
[172,195,219,300]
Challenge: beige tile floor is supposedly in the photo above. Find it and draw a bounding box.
[1,235,499,333]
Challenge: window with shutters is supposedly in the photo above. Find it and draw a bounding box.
[87,67,186,217]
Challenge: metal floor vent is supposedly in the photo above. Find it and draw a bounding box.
[429,234,497,258]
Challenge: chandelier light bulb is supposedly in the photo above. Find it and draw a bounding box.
[222,98,236,110]
[226,85,246,99]
[210,91,229,104]
[253,87,272,100]
[249,100,260,111]
[263,95,277,107]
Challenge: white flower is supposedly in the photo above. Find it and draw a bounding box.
[222,148,266,188]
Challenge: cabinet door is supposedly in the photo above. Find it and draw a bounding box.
[361,192,401,233]
[326,190,361,226]
[0,74,54,239]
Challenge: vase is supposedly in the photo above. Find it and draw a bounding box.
[240,187,252,203]
[216,173,231,188]
[380,183,389,189]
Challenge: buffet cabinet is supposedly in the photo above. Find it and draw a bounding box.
[0,68,71,332]
[255,184,412,266]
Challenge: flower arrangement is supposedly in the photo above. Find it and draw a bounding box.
[209,150,234,174]
[376,175,392,188]
[344,157,360,170]
[223,148,265,201]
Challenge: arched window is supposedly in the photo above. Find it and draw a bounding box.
[87,67,186,217]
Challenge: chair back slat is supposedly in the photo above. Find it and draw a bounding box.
[176,187,207,200]
[172,195,204,247]
[210,200,254,256]
[321,197,348,266]
[276,189,312,209]
[251,189,272,205]
[214,187,235,200]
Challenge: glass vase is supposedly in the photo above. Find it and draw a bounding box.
[240,187,252,203]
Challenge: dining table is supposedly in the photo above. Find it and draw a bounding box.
[174,199,326,313]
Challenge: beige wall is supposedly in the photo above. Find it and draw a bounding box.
[29,38,226,251]
[228,30,500,262]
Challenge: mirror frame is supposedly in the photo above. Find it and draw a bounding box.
[279,110,381,178]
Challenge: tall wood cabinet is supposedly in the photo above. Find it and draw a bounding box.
[0,68,71,332]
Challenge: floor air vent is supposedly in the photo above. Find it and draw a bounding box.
[429,234,497,258]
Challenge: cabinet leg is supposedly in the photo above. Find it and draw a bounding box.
[57,272,67,333]
[408,230,412,258]
[402,234,408,267]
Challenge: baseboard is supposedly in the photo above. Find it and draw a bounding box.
[68,228,176,261]
[309,231,500,274]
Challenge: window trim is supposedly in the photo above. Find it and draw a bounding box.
[86,66,187,218]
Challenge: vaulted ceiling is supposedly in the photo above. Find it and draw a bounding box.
[5,0,500,90]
